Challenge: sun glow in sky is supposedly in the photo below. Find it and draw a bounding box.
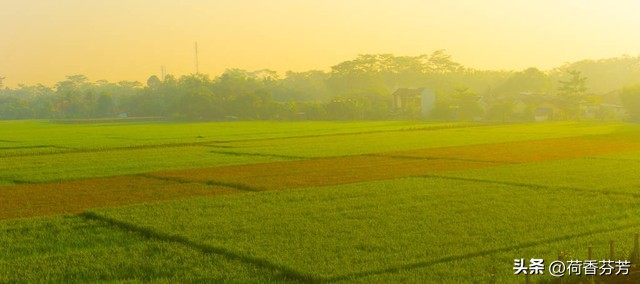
[2,0,640,87]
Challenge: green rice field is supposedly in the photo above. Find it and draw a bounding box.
[2,120,640,283]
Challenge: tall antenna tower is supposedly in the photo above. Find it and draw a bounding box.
[194,42,200,74]
[161,66,166,81]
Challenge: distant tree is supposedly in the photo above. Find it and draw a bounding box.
[117,80,142,89]
[325,98,362,120]
[620,85,640,121]
[96,93,115,117]
[425,50,463,73]
[0,96,31,119]
[299,102,327,120]
[558,70,587,97]
[275,70,331,101]
[62,75,89,87]
[248,69,279,82]
[12,51,639,122]
[146,75,161,88]
[451,87,484,121]
[214,69,261,98]
[55,75,92,117]
[553,55,640,94]
[328,54,391,97]
[176,74,216,120]
[484,100,514,122]
[496,67,549,97]
[556,70,588,119]
[30,85,56,118]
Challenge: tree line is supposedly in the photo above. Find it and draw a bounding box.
[2,51,640,121]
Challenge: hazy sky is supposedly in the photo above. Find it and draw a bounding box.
[3,0,640,87]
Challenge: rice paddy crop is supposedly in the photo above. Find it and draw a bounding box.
[0,216,290,283]
[218,122,640,158]
[378,135,640,163]
[439,157,640,195]
[337,226,640,283]
[0,120,466,151]
[87,177,640,280]
[150,155,498,190]
[0,146,287,184]
[3,120,640,282]
[0,176,238,220]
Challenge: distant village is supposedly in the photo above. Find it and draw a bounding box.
[2,53,640,122]
[389,87,627,122]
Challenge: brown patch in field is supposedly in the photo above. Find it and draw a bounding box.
[378,135,640,163]
[149,133,640,191]
[9,132,639,221]
[0,176,237,220]
[152,155,499,190]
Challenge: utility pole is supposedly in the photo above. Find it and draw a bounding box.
[195,42,200,74]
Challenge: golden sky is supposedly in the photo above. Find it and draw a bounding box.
[2,0,640,87]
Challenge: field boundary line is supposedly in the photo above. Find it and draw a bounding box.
[2,178,37,185]
[138,173,266,192]
[80,211,322,283]
[366,153,510,164]
[208,150,306,160]
[585,156,640,162]
[201,122,487,144]
[0,145,72,150]
[325,222,640,282]
[420,175,640,198]
[0,141,216,158]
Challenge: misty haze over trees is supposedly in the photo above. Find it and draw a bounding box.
[2,51,640,121]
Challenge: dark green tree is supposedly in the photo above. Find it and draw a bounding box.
[556,70,588,120]
[96,93,115,117]
[496,67,549,97]
[451,87,484,121]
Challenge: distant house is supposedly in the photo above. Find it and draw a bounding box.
[577,91,629,120]
[534,104,560,122]
[516,91,629,121]
[391,88,436,116]
[600,103,627,118]
[518,93,555,121]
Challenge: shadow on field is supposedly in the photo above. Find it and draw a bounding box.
[80,211,318,283]
[80,211,640,283]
